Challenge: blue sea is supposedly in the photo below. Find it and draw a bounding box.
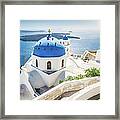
[20,31,100,66]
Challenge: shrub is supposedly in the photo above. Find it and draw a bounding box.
[66,76,75,81]
[77,74,85,79]
[59,80,64,84]
[58,67,100,84]
[85,67,100,77]
[73,74,84,80]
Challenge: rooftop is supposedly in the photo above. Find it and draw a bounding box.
[33,37,66,57]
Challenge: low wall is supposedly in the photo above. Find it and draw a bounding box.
[62,82,100,100]
[34,77,100,100]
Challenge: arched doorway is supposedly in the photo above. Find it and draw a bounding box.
[47,61,51,70]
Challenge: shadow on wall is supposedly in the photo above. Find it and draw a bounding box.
[28,70,45,88]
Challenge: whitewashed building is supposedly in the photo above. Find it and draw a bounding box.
[20,33,68,99]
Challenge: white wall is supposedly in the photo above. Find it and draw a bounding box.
[59,39,70,46]
[95,50,100,61]
[31,55,66,71]
[28,70,45,88]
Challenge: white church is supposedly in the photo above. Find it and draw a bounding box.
[20,30,72,99]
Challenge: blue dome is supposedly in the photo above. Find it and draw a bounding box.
[63,35,68,40]
[33,38,65,57]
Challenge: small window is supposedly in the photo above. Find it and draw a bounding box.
[36,59,38,67]
[61,59,64,67]
[47,61,51,70]
[47,37,49,40]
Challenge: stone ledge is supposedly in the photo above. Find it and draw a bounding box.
[34,77,100,100]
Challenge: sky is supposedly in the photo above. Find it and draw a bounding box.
[20,20,100,34]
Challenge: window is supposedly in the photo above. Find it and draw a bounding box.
[36,59,38,67]
[62,59,64,67]
[47,61,51,70]
[47,36,49,40]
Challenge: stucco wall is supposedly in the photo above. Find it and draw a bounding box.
[31,54,66,71]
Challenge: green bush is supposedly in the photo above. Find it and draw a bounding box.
[58,67,100,84]
[85,67,100,77]
[73,74,84,80]
[59,80,64,84]
[66,76,75,81]
[77,74,85,79]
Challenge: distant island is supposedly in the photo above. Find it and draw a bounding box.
[20,30,46,32]
[20,31,80,41]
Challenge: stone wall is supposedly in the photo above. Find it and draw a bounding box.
[34,77,100,100]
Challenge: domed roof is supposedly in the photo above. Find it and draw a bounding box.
[63,35,68,40]
[33,37,65,57]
